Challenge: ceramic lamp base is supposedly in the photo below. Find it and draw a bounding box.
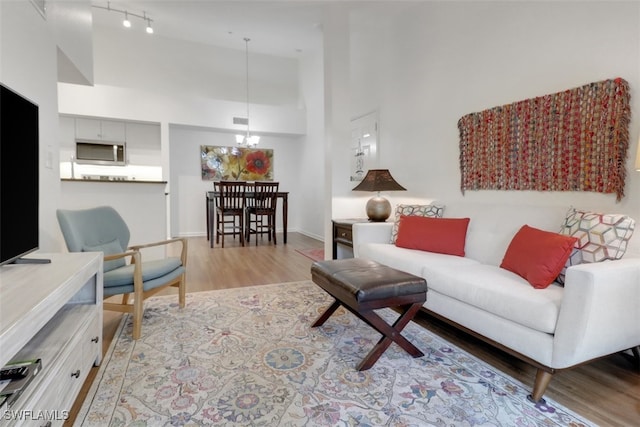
[366,196,391,222]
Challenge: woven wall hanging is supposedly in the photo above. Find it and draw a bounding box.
[458,78,630,201]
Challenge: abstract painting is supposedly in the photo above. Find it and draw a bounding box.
[201,145,274,181]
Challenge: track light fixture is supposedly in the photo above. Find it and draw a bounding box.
[93,2,154,35]
[145,12,154,34]
[123,11,131,28]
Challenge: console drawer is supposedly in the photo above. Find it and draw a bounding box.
[5,305,100,426]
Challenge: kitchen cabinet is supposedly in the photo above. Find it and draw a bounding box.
[75,118,126,142]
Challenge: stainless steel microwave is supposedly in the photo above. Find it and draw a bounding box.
[75,140,126,165]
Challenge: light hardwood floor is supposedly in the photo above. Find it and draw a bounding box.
[67,233,639,426]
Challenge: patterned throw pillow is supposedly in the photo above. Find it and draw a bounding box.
[557,208,635,284]
[390,204,445,243]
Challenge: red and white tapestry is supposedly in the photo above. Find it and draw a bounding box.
[458,78,630,201]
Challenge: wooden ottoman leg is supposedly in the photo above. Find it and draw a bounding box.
[310,258,427,370]
[311,300,341,327]
[356,302,424,371]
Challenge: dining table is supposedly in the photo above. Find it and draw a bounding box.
[206,188,289,248]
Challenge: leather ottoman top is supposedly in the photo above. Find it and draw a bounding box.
[311,258,427,303]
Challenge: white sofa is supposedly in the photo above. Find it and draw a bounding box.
[352,202,640,402]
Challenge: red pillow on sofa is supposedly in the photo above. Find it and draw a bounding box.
[395,215,470,257]
[500,225,577,289]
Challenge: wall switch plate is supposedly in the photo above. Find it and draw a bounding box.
[45,151,53,169]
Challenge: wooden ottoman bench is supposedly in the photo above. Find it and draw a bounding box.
[310,258,428,370]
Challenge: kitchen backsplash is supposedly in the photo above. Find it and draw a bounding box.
[60,161,162,181]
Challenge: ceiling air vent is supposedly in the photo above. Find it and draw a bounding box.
[233,117,248,125]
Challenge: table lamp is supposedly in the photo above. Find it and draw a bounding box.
[352,169,406,221]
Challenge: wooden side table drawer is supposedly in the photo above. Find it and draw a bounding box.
[334,224,353,244]
[332,218,370,259]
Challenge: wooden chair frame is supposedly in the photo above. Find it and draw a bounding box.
[103,237,188,340]
[214,181,247,247]
[245,182,279,245]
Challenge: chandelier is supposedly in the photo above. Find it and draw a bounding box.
[236,38,260,147]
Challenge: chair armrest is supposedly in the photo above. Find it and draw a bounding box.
[129,237,188,266]
[553,258,640,368]
[129,237,186,250]
[352,222,394,258]
[104,250,139,262]
[103,250,143,292]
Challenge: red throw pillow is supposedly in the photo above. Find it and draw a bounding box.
[500,225,578,289]
[395,216,470,257]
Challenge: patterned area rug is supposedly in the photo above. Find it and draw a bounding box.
[76,281,595,426]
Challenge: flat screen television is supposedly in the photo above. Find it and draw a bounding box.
[0,83,40,266]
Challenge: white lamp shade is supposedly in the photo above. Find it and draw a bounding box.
[247,135,260,146]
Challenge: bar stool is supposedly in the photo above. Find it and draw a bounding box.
[215,181,246,247]
[245,181,279,245]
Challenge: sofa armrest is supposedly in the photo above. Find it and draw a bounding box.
[553,258,640,368]
[352,222,394,257]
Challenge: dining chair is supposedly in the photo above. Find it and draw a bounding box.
[212,181,239,247]
[56,206,187,340]
[215,181,247,247]
[245,181,279,245]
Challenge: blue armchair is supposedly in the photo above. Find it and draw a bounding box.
[56,206,187,340]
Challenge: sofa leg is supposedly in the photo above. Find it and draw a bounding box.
[527,369,553,403]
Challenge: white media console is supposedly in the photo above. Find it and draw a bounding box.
[0,252,103,426]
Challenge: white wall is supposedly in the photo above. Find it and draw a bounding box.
[48,0,93,85]
[297,49,325,241]
[342,1,640,253]
[92,23,299,107]
[0,0,62,253]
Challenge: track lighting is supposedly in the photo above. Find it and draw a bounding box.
[123,12,131,28]
[93,2,155,35]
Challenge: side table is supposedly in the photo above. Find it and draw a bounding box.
[332,218,370,259]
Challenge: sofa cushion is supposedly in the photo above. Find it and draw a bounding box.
[395,216,470,257]
[500,225,577,289]
[390,204,444,243]
[444,202,569,266]
[424,263,564,334]
[359,242,479,278]
[557,208,636,284]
